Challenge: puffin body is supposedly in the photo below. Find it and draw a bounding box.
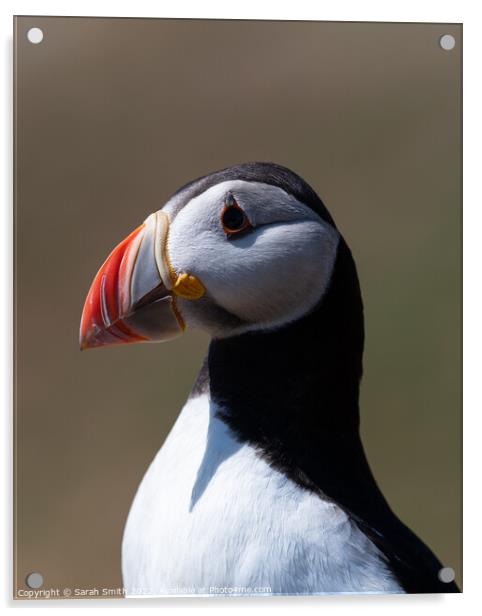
[80,162,458,595]
[122,393,401,595]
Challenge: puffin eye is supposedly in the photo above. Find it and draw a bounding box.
[221,195,251,236]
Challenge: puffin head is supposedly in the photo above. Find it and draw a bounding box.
[79,162,341,349]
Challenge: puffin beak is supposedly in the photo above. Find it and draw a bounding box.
[79,211,184,350]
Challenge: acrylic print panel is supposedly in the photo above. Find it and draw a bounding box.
[14,16,461,599]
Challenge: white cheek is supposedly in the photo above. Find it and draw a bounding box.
[167,215,224,281]
[205,221,339,326]
[169,213,338,329]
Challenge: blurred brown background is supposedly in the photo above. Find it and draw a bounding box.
[14,17,462,597]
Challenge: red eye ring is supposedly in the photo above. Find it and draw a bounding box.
[221,195,252,236]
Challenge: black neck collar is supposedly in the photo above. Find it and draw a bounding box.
[207,237,366,493]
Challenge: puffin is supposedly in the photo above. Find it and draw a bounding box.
[80,162,458,596]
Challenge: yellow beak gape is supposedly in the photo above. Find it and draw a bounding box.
[172,272,206,300]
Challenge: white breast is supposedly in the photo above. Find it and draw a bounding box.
[122,394,402,596]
